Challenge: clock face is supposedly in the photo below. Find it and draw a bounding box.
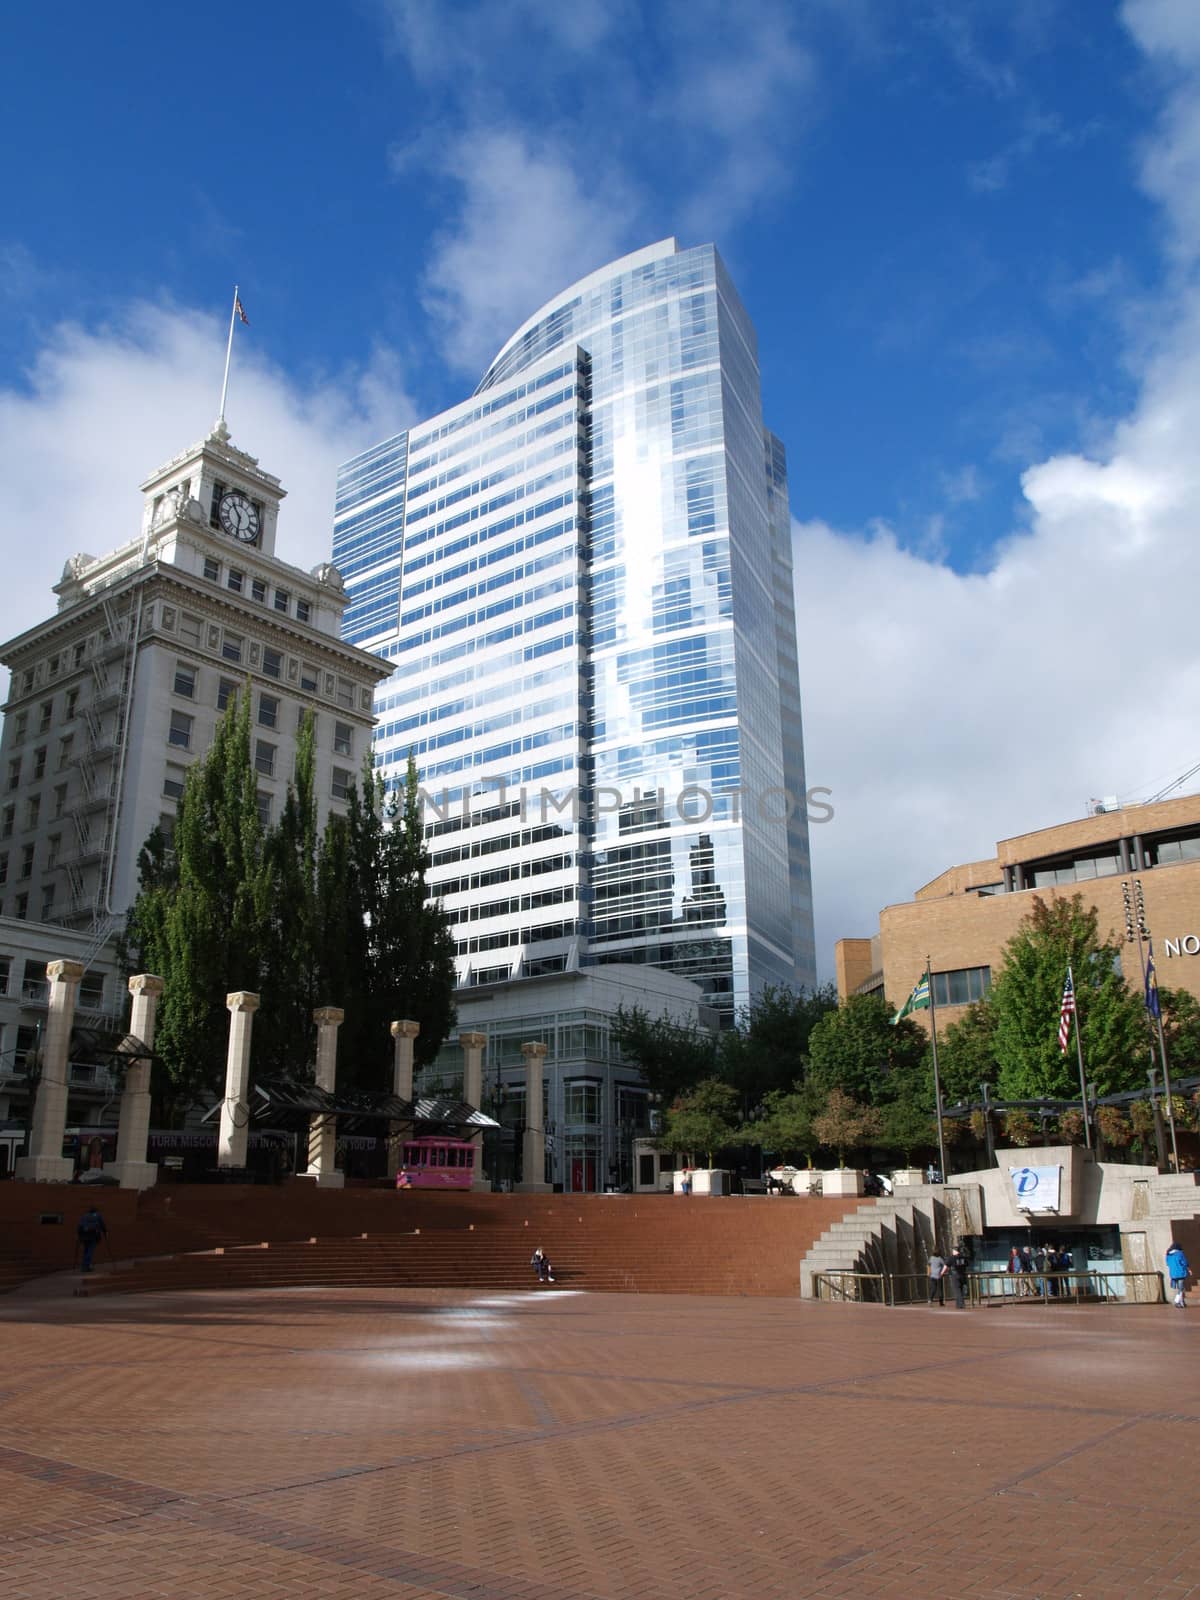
[218,490,261,544]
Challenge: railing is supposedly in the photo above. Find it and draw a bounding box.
[813,1269,1166,1306]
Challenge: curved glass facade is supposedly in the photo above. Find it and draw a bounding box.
[335,239,815,1019]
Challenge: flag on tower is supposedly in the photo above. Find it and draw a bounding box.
[1057,968,1075,1053]
[1145,942,1161,1020]
[235,294,249,325]
[892,971,931,1025]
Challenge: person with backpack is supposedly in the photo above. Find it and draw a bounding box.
[1166,1241,1190,1309]
[76,1206,107,1273]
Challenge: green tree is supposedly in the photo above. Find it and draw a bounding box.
[879,1098,936,1166]
[990,894,1147,1100]
[806,994,926,1105]
[124,691,272,1115]
[720,983,838,1103]
[811,1087,883,1167]
[612,1005,719,1102]
[746,1088,816,1166]
[1160,986,1200,1074]
[936,1000,999,1105]
[369,757,457,1075]
[662,1078,739,1166]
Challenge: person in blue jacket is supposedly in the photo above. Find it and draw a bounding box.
[1166,1242,1190,1309]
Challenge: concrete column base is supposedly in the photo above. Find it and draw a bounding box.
[516,1181,553,1194]
[14,1156,75,1184]
[305,1168,345,1188]
[470,1175,492,1193]
[109,1161,159,1191]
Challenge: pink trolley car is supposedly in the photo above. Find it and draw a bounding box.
[399,1137,477,1189]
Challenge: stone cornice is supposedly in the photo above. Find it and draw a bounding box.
[2,563,391,686]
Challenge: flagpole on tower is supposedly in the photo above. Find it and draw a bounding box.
[217,285,247,427]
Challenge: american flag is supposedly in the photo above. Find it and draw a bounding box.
[235,294,249,325]
[1057,968,1075,1053]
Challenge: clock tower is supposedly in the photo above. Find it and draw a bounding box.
[139,418,285,559]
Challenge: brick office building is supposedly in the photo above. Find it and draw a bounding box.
[836,794,1200,1024]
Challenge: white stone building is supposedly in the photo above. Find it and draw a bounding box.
[0,423,392,1137]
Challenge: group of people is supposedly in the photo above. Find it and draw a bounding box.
[926,1247,972,1308]
[1006,1242,1075,1295]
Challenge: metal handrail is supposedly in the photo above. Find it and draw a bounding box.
[813,1268,1166,1307]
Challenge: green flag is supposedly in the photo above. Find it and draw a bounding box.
[892,973,930,1025]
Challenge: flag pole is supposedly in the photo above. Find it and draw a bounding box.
[1148,942,1179,1169]
[217,285,240,425]
[1068,961,1092,1149]
[927,954,948,1182]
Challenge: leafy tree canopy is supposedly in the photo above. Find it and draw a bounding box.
[936,1000,1000,1105]
[811,1087,883,1167]
[806,993,926,1105]
[611,1005,719,1102]
[719,982,838,1103]
[662,1077,740,1167]
[990,893,1148,1100]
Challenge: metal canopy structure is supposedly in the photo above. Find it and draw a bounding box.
[200,1078,500,1135]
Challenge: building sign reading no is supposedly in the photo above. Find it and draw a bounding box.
[1164,936,1200,957]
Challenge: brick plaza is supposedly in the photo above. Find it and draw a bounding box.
[2,1283,1198,1599]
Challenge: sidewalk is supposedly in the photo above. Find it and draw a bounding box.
[1,1285,1197,1599]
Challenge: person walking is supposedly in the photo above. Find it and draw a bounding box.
[927,1251,948,1306]
[76,1205,107,1273]
[1166,1241,1190,1308]
[948,1247,971,1310]
[1019,1244,1036,1297]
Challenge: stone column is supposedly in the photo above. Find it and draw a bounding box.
[459,1031,491,1191]
[16,959,84,1183]
[218,991,260,1170]
[387,1019,420,1176]
[305,1006,345,1188]
[519,1041,551,1193]
[111,974,164,1190]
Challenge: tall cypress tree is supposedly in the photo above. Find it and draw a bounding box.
[127,690,270,1115]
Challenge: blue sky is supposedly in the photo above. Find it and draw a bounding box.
[4,0,1200,975]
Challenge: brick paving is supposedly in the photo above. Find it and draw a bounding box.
[1,1286,1198,1598]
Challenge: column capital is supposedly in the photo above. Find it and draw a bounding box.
[391,1019,421,1040]
[458,1031,487,1049]
[520,1040,549,1061]
[313,1006,345,1027]
[47,959,85,986]
[226,991,261,1013]
[128,973,165,998]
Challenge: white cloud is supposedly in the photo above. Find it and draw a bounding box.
[797,286,1200,981]
[793,0,1200,984]
[416,127,640,376]
[0,303,415,689]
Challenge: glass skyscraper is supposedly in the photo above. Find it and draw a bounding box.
[335,239,815,1023]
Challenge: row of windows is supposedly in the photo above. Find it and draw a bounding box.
[443,884,575,925]
[401,501,576,601]
[406,361,578,463]
[931,966,992,1007]
[0,957,105,1007]
[198,556,312,622]
[170,664,356,756]
[403,411,576,515]
[429,821,570,864]
[11,625,124,700]
[163,612,366,711]
[430,854,573,897]
[454,918,578,957]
